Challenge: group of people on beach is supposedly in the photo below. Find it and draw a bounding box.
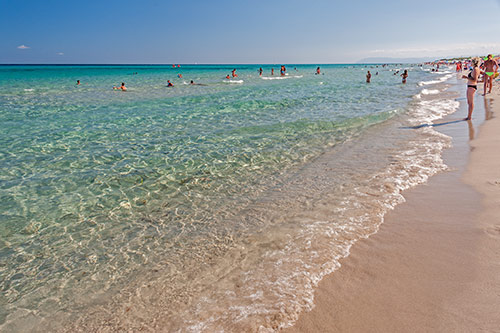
[461,54,498,120]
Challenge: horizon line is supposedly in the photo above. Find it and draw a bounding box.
[0,62,430,66]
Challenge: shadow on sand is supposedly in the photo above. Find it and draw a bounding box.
[400,119,466,130]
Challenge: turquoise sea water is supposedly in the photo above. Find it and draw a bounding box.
[0,64,458,331]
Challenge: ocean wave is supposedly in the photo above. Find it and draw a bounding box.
[418,73,453,86]
[260,75,303,80]
[421,88,440,95]
[223,79,244,83]
[409,99,459,124]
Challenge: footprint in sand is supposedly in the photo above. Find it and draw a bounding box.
[486,225,500,239]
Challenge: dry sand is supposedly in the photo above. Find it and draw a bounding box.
[284,85,500,332]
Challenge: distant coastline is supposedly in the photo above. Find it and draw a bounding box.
[0,62,421,66]
[357,56,434,64]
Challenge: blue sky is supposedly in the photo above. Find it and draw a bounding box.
[1,0,500,64]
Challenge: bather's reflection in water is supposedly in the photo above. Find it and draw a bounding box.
[467,119,475,140]
[484,97,493,121]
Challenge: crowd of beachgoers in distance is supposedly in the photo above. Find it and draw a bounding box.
[443,54,499,119]
[73,56,499,119]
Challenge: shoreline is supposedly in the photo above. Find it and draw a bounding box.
[1,64,457,332]
[284,81,500,331]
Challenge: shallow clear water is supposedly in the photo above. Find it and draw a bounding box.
[0,64,458,331]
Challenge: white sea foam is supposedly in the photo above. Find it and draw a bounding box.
[223,80,244,84]
[261,75,303,80]
[416,89,441,99]
[421,88,440,95]
[410,99,459,124]
[418,73,453,86]
[261,76,289,80]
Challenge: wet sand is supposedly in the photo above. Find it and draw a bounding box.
[285,85,500,332]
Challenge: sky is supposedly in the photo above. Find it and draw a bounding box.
[1,0,500,64]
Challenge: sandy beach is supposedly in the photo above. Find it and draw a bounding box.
[285,83,500,332]
[3,1,500,331]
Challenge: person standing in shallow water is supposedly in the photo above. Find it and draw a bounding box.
[483,54,498,95]
[462,58,481,120]
[401,70,408,84]
[280,66,286,76]
[366,71,371,83]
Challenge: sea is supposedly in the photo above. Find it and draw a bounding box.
[0,64,459,332]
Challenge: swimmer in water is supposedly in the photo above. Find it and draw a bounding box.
[271,68,274,75]
[366,71,371,83]
[259,67,263,76]
[401,69,408,84]
[113,82,127,91]
[178,74,183,78]
[226,75,231,80]
[316,67,320,75]
[76,80,80,85]
[167,80,174,87]
[190,80,206,86]
[231,69,237,77]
